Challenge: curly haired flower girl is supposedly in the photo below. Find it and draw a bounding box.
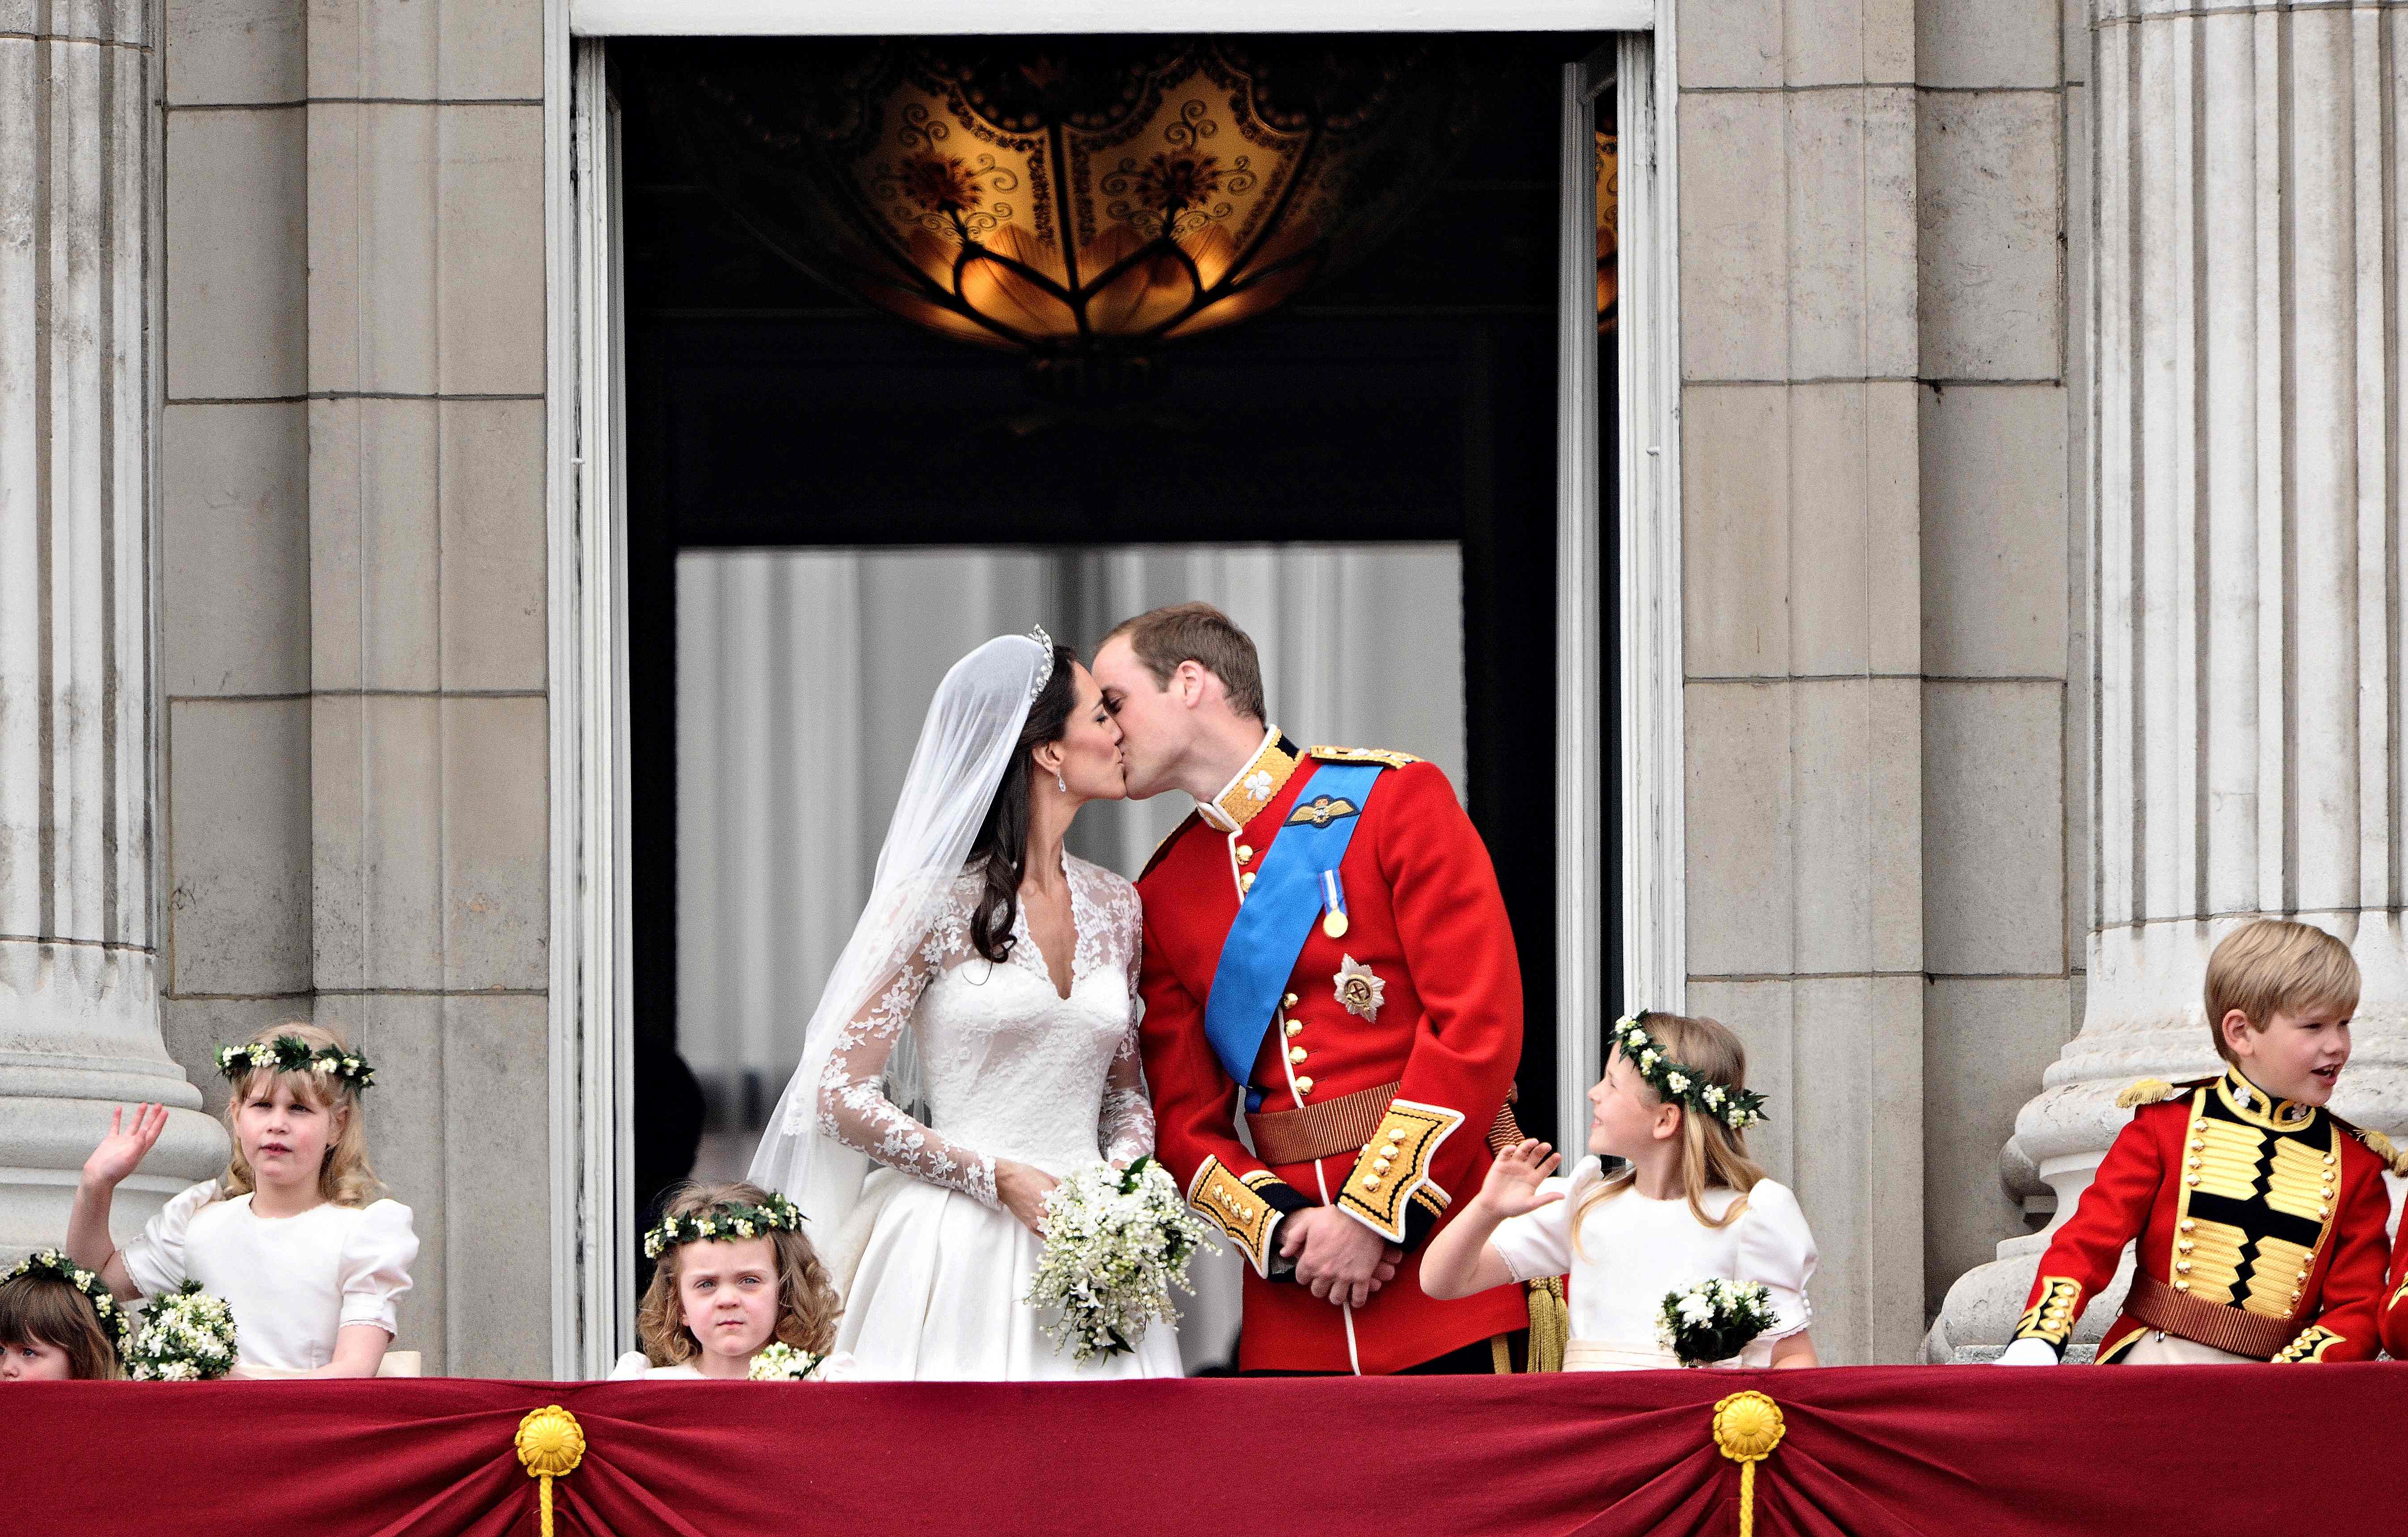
[1422,1011,1819,1370]
[611,1182,858,1381]
[65,1023,417,1378]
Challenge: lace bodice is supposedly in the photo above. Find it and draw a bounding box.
[811,853,1153,1208]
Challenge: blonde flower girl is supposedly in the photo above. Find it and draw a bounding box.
[67,1023,417,1378]
[1423,1011,1819,1370]
[610,1182,859,1381]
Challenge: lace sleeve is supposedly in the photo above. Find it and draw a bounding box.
[813,947,1000,1208]
[1099,1016,1156,1166]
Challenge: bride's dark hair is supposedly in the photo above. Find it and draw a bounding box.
[967,643,1079,965]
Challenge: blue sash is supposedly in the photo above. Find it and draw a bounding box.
[1201,761,1383,1088]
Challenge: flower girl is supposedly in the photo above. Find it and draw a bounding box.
[65,1024,417,1378]
[1422,1011,1819,1370]
[611,1182,859,1381]
[0,1251,131,1380]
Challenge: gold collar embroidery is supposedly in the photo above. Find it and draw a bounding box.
[1200,727,1301,833]
[2217,1067,2317,1132]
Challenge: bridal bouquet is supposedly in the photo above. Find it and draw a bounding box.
[747,1343,828,1381]
[1656,1278,1775,1367]
[127,1280,239,1380]
[1025,1156,1216,1363]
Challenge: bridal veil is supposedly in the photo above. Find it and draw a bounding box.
[747,631,1050,1280]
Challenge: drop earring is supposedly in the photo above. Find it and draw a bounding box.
[1056,770,1068,793]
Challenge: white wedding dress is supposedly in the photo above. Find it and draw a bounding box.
[815,853,1185,1380]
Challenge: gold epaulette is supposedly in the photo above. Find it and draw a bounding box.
[2114,1077,2185,1109]
[2337,1120,2408,1176]
[1308,745,1421,769]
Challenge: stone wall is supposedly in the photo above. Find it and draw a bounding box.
[1675,0,2082,1360]
[158,0,551,1377]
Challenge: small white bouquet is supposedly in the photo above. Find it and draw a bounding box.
[1024,1155,1216,1363]
[746,1342,827,1381]
[1657,1278,1776,1367]
[127,1280,238,1380]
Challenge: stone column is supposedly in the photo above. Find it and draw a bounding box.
[0,4,224,1258]
[1931,0,2408,1360]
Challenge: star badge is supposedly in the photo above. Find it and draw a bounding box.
[1333,955,1385,1022]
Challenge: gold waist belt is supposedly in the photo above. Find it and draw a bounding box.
[1247,1080,1401,1166]
[2124,1271,2298,1360]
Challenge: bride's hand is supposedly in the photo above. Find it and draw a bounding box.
[996,1160,1060,1235]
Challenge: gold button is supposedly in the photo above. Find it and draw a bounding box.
[2186,1156,2202,1169]
[1380,1142,1400,1160]
[1361,1175,1380,1190]
[2323,1153,2336,1166]
[1288,1045,1307,1064]
[1373,1157,1392,1174]
[1284,1020,1303,1038]
[2174,1261,2190,1274]
[1283,993,1298,1008]
[1295,1077,1314,1095]
[2176,1240,2193,1253]
[2185,1175,2201,1187]
[2173,1280,2191,1292]
[1237,845,1254,863]
[1240,873,1255,893]
[2180,1219,2196,1232]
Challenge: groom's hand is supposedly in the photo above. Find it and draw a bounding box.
[1281,1208,1403,1308]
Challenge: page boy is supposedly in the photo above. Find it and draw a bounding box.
[1998,919,2400,1364]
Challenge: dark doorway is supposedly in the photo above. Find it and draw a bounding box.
[612,33,1617,1270]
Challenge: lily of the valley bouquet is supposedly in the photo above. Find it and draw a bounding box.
[747,1342,829,1381]
[1024,1155,1215,1363]
[128,1280,239,1380]
[1657,1278,1776,1367]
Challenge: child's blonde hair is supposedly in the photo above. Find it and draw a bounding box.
[1576,1011,1767,1247]
[221,1022,383,1207]
[0,1271,122,1380]
[2206,919,2360,1065]
[635,1181,840,1365]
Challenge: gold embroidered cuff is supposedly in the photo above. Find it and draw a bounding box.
[2271,1324,2342,1362]
[2013,1274,2083,1349]
[1188,1157,1282,1277]
[1336,1098,1465,1243]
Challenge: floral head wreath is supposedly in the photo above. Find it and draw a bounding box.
[215,1035,376,1092]
[1608,1013,1768,1133]
[642,1192,807,1261]
[1,1248,135,1361]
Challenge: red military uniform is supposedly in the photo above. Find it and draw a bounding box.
[2387,1219,2408,1358]
[2012,1068,2396,1363]
[1136,730,1528,1373]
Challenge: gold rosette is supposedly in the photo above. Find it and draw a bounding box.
[1711,1392,1786,1537]
[515,1405,586,1537]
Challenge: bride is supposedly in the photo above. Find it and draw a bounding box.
[749,628,1183,1379]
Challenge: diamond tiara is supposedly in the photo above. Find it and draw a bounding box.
[1027,624,1055,700]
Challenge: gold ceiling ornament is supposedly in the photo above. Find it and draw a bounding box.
[1596,127,1620,333]
[514,1404,586,1537]
[638,39,1487,397]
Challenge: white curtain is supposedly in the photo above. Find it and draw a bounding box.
[675,544,1465,1369]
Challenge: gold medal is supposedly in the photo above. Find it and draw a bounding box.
[1322,910,1349,939]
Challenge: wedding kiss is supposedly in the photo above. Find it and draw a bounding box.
[745,602,1532,1377]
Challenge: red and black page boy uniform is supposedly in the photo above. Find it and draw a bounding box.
[2012,1067,2400,1363]
[2383,1189,2408,1358]
[1136,729,1528,1374]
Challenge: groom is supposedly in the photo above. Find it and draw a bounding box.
[1096,603,1530,1374]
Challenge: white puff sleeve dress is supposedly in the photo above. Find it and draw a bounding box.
[1485,1156,1817,1370]
[120,1181,418,1371]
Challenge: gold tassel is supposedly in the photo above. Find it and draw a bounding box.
[1711,1392,1785,1537]
[1524,1275,1569,1372]
[515,1405,586,1537]
[2115,1078,2176,1109]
